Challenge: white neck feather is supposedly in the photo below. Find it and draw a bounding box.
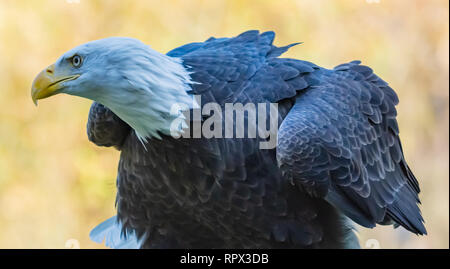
[96,47,197,143]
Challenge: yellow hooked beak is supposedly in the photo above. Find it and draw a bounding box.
[31,64,80,105]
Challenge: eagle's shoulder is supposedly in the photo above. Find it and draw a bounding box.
[167,30,319,105]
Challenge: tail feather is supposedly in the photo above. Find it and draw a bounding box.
[89,216,144,249]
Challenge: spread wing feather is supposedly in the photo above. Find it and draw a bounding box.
[277,61,426,234]
[168,30,316,105]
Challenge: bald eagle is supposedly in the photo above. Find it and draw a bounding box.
[31,30,426,248]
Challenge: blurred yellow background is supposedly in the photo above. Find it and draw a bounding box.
[0,0,448,249]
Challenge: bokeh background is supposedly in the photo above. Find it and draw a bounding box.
[0,0,448,249]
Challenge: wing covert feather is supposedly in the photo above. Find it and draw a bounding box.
[277,62,426,234]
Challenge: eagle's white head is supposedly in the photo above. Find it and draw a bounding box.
[31,37,196,141]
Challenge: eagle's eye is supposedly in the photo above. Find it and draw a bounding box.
[71,55,82,68]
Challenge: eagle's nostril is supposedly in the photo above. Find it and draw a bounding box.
[45,64,55,74]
